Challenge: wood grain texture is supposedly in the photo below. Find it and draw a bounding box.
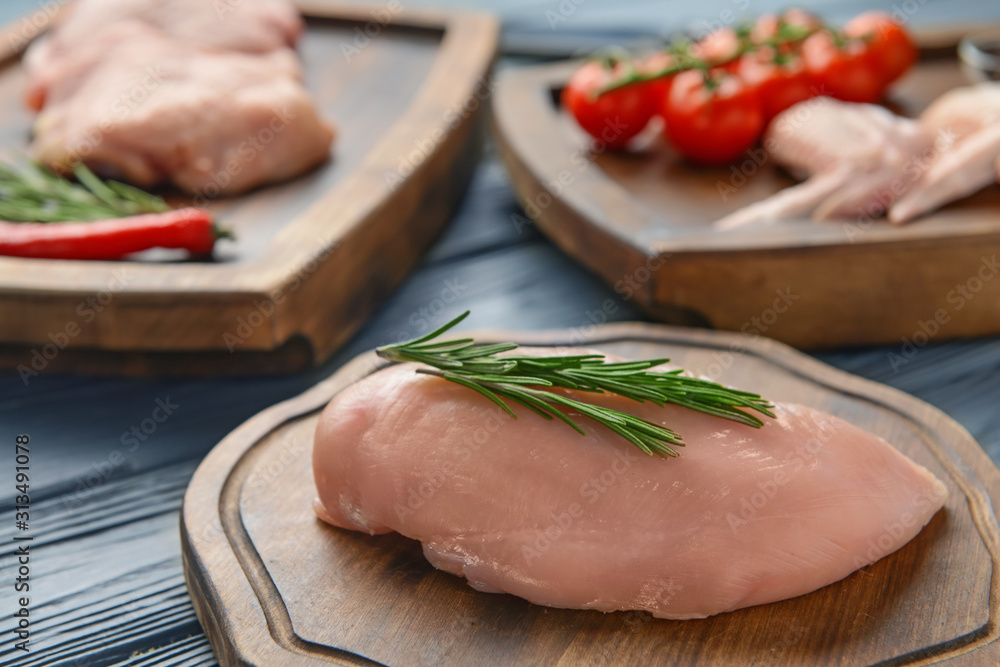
[0,461,204,667]
[181,324,1000,666]
[0,1,498,374]
[7,151,1000,667]
[492,28,1000,349]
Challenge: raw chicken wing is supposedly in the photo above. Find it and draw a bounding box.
[890,83,1000,223]
[716,97,931,229]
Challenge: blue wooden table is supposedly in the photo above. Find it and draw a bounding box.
[2,0,999,664]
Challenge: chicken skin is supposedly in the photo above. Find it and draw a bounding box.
[890,83,1000,223]
[24,0,303,110]
[30,24,333,196]
[716,97,932,229]
[717,85,1000,229]
[24,0,332,197]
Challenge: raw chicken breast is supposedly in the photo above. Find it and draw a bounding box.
[890,83,1000,224]
[30,25,333,195]
[716,97,931,229]
[24,0,303,110]
[313,354,948,620]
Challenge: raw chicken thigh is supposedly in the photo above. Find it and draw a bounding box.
[31,25,333,195]
[716,98,931,229]
[23,0,303,110]
[23,0,332,196]
[313,354,948,620]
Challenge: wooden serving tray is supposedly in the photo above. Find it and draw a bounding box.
[0,1,497,375]
[493,28,1000,349]
[181,323,1000,666]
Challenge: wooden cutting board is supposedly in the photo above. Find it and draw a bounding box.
[181,323,1000,666]
[492,27,1000,349]
[0,1,497,375]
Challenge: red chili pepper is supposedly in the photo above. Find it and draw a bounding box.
[0,208,231,260]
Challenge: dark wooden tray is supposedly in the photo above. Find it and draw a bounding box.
[0,1,497,375]
[181,323,1000,665]
[492,27,1000,349]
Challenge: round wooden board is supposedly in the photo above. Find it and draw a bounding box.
[181,323,1000,666]
[0,2,497,374]
[492,29,1000,349]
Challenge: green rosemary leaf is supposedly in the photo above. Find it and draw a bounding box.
[375,311,775,459]
[73,162,128,213]
[434,372,518,419]
[0,157,170,222]
[387,312,472,349]
[511,387,589,435]
[451,343,520,359]
[105,180,170,213]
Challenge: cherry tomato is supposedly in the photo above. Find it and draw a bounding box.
[754,10,822,46]
[737,50,816,122]
[845,11,918,85]
[561,61,658,149]
[751,14,781,44]
[662,69,765,166]
[636,52,677,113]
[782,8,823,33]
[803,31,884,103]
[690,28,742,68]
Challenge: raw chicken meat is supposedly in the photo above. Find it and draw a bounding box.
[30,24,333,195]
[890,84,1000,223]
[23,0,303,110]
[716,97,931,229]
[312,353,948,620]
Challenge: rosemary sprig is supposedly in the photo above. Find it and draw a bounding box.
[0,159,169,222]
[377,312,775,458]
[595,15,824,95]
